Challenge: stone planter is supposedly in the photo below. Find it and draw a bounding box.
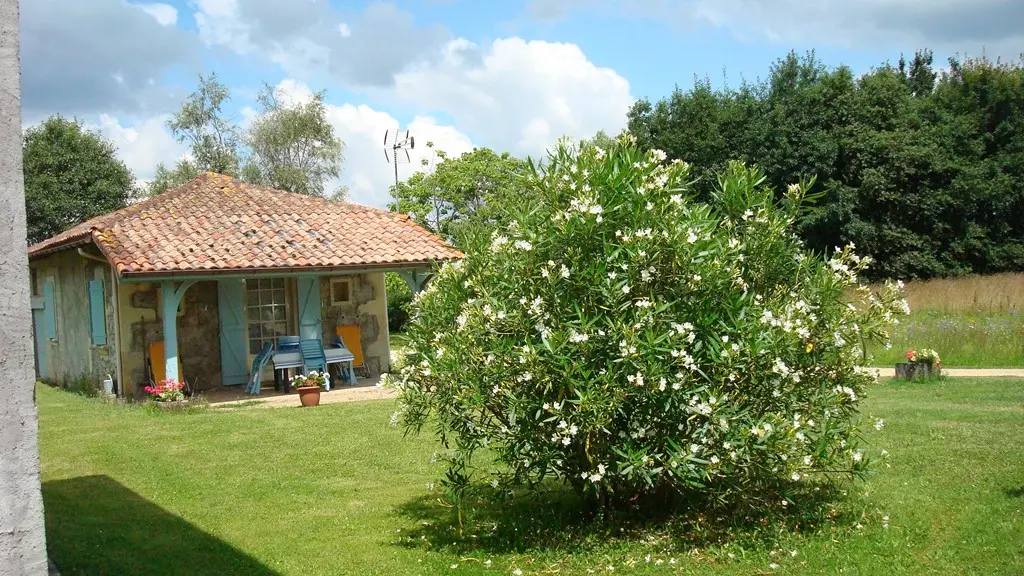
[152,399,189,411]
[895,362,940,380]
[297,386,322,407]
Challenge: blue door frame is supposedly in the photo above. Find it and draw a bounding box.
[32,304,48,379]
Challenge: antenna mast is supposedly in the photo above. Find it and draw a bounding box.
[383,128,415,208]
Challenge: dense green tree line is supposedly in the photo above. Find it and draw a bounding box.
[628,51,1024,280]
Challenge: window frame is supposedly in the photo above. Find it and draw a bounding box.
[245,277,291,356]
[329,277,352,306]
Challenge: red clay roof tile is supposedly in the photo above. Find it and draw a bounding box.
[28,173,462,276]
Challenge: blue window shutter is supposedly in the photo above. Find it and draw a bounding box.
[88,279,107,346]
[43,281,56,340]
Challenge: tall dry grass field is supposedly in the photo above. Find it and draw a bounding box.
[898,273,1024,313]
[867,273,1024,367]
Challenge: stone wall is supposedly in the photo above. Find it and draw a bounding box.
[119,281,222,396]
[30,250,118,388]
[319,272,389,376]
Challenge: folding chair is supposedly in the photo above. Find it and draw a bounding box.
[299,338,330,390]
[335,324,370,378]
[245,342,274,395]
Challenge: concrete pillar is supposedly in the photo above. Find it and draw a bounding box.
[160,281,194,383]
[0,0,50,572]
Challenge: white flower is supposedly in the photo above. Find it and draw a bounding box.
[792,472,801,481]
[622,284,631,294]
[561,264,570,278]
[686,229,698,243]
[874,418,885,431]
[852,450,864,462]
[490,235,509,251]
[514,239,532,251]
[513,569,523,576]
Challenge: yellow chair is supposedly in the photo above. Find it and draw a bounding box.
[148,341,182,384]
[335,324,368,378]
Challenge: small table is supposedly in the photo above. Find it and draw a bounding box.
[272,347,357,392]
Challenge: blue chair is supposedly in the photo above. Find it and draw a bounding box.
[277,335,300,352]
[246,342,274,395]
[299,339,330,390]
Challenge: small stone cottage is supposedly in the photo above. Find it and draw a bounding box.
[26,173,460,397]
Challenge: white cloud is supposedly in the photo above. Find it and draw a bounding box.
[193,0,254,54]
[393,37,633,158]
[325,104,474,208]
[258,79,475,208]
[273,78,315,106]
[191,0,449,86]
[136,2,178,26]
[528,0,1024,58]
[90,114,188,183]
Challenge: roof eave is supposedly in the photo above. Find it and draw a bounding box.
[115,257,461,281]
[27,233,98,261]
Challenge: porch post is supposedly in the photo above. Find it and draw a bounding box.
[399,269,429,294]
[161,280,195,383]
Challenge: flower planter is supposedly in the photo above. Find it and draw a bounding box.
[152,399,189,411]
[895,362,940,380]
[297,386,322,407]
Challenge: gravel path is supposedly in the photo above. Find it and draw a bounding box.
[869,367,1024,378]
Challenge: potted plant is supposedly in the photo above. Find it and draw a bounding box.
[144,378,187,408]
[291,370,329,407]
[895,348,941,380]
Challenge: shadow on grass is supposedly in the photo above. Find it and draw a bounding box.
[1006,486,1024,498]
[394,481,859,557]
[43,475,279,576]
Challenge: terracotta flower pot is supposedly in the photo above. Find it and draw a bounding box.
[297,386,322,407]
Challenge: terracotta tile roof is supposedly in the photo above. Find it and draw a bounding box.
[28,173,462,277]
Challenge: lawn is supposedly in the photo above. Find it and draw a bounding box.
[38,379,1024,575]
[865,273,1024,367]
[867,311,1024,367]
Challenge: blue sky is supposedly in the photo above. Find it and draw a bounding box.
[20,0,1023,207]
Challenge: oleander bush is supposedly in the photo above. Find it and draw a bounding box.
[390,136,908,516]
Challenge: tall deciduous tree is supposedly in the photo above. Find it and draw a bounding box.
[166,73,241,177]
[244,84,345,198]
[145,158,199,197]
[627,50,1024,280]
[391,144,531,242]
[23,116,135,244]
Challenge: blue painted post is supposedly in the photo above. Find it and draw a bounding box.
[399,269,426,294]
[161,281,180,383]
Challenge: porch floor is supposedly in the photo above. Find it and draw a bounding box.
[200,375,396,408]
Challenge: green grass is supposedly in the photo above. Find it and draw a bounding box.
[867,311,1024,367]
[39,379,1024,575]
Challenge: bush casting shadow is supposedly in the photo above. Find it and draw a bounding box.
[394,481,860,556]
[43,475,279,576]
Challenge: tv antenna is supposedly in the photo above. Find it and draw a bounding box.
[384,128,415,203]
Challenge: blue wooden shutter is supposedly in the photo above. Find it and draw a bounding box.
[88,279,107,345]
[43,281,56,340]
[297,277,322,341]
